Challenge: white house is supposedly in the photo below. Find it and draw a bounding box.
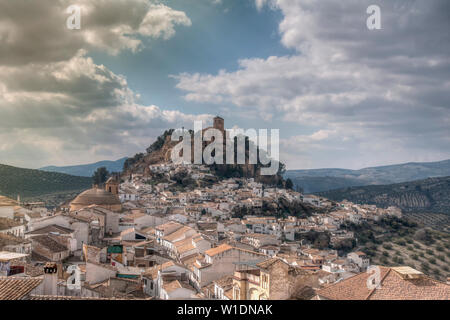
[347,251,370,271]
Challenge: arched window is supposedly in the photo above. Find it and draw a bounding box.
[233,286,240,300]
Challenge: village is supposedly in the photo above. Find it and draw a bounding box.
[3,156,447,301]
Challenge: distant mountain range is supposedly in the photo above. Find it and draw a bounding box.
[40,157,127,177]
[285,159,450,193]
[0,164,92,199]
[316,176,450,215]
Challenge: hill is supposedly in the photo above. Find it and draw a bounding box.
[340,218,450,282]
[123,128,285,186]
[0,164,92,199]
[285,159,450,193]
[40,158,127,177]
[317,176,450,215]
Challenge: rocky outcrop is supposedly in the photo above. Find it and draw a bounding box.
[123,129,284,186]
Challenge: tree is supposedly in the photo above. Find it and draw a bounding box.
[92,167,109,186]
[285,178,294,190]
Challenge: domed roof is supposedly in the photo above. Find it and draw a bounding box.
[71,188,121,207]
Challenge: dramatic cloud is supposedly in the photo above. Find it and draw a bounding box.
[0,0,207,168]
[174,0,450,168]
[0,0,191,65]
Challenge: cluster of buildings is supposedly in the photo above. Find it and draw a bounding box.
[0,160,448,300]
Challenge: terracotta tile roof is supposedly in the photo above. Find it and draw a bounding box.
[205,244,232,257]
[316,266,450,300]
[31,235,68,253]
[0,195,17,207]
[256,257,287,270]
[140,227,155,235]
[26,224,73,235]
[176,241,196,254]
[155,221,183,233]
[180,253,203,268]
[142,267,159,279]
[0,277,43,300]
[123,212,146,221]
[214,275,234,289]
[12,262,44,277]
[174,236,194,248]
[0,233,30,249]
[174,238,195,253]
[0,217,23,231]
[163,226,193,242]
[142,261,185,278]
[163,280,195,294]
[31,251,51,262]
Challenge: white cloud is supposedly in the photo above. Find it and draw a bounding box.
[0,0,191,65]
[0,0,205,168]
[174,0,450,169]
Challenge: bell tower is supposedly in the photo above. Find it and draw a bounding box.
[105,176,119,195]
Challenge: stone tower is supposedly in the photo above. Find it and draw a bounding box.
[105,176,119,195]
[213,116,224,132]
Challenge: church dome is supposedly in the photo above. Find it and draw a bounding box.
[70,188,121,211]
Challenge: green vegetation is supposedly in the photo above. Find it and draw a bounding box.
[146,129,175,154]
[295,231,331,250]
[92,167,109,185]
[286,159,450,194]
[233,196,319,220]
[317,176,450,221]
[341,216,418,247]
[123,153,145,171]
[363,225,449,282]
[0,164,91,199]
[285,178,294,190]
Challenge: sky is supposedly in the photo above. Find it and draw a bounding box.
[0,0,449,170]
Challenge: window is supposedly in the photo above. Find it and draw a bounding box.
[234,287,240,300]
[262,274,269,289]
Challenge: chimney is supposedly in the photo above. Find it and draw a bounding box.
[43,262,58,296]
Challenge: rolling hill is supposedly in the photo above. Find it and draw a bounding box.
[317,176,450,215]
[285,159,450,193]
[40,157,127,177]
[0,164,92,199]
